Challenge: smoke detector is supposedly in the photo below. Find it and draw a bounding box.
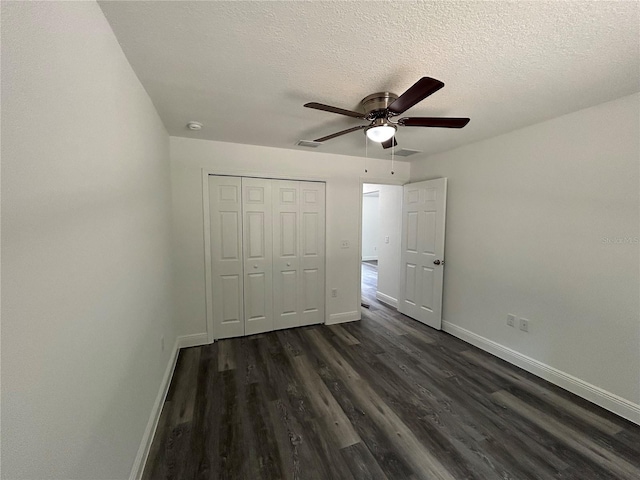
[187,121,203,131]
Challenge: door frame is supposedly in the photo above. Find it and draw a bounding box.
[202,168,328,343]
[357,176,406,314]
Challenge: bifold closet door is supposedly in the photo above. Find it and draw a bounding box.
[210,176,324,339]
[209,176,245,339]
[242,177,274,335]
[272,180,301,329]
[272,180,325,329]
[299,181,325,326]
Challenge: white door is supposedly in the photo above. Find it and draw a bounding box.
[299,181,325,326]
[209,176,325,339]
[209,176,245,339]
[398,178,447,330]
[242,177,274,335]
[272,180,301,329]
[272,180,326,329]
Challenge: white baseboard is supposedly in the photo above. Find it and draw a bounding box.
[178,332,209,349]
[442,321,640,425]
[129,338,180,480]
[375,291,398,308]
[326,310,361,325]
[362,256,378,262]
[129,333,212,480]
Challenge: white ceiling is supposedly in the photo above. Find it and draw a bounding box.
[99,1,639,162]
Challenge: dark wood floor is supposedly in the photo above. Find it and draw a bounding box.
[143,262,640,479]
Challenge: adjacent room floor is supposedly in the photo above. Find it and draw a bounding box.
[143,264,640,479]
[361,260,378,307]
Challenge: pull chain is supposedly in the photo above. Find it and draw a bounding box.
[391,135,395,175]
[364,134,368,173]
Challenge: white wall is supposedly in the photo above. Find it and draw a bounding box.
[361,193,380,261]
[1,2,176,478]
[170,136,409,334]
[410,93,640,420]
[376,185,403,306]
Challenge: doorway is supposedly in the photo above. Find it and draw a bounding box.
[361,187,379,305]
[360,183,403,309]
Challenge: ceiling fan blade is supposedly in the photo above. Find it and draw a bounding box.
[304,102,364,119]
[314,125,367,143]
[387,77,445,115]
[381,136,398,149]
[399,117,470,128]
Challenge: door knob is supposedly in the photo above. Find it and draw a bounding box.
[433,259,443,265]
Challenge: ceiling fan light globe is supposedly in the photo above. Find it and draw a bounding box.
[366,125,396,143]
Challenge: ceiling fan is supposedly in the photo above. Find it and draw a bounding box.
[304,77,470,149]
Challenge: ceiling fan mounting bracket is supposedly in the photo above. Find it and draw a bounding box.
[361,92,398,119]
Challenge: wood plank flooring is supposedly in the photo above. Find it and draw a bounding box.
[143,262,640,479]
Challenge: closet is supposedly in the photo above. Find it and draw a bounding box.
[208,175,326,339]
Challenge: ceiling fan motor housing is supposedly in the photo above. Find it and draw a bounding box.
[361,92,398,118]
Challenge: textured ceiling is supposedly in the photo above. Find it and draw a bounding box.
[99,1,639,162]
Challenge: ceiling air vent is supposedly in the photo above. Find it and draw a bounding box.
[392,148,422,157]
[296,140,322,148]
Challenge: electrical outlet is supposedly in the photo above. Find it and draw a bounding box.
[507,314,516,327]
[331,288,337,298]
[519,318,529,332]
[341,240,350,249]
[161,335,165,351]
[385,236,390,244]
